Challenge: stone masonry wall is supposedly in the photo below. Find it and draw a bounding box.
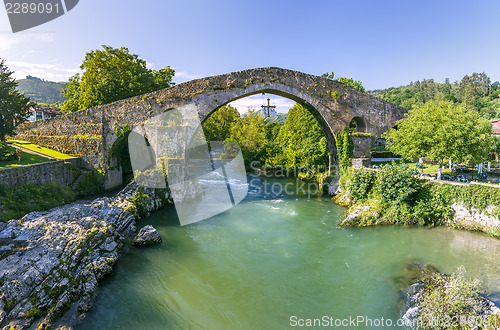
[13,108,104,170]
[352,136,372,158]
[0,158,81,188]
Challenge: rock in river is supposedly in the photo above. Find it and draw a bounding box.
[133,225,162,246]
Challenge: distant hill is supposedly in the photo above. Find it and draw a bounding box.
[268,113,288,123]
[255,107,288,123]
[16,76,67,105]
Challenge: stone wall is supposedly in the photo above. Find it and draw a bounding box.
[352,136,372,158]
[13,108,104,170]
[0,158,81,188]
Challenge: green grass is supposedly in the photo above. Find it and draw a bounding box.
[0,182,77,222]
[7,140,75,160]
[0,151,51,169]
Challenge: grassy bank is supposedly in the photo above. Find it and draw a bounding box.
[7,140,75,160]
[0,170,105,222]
[335,163,500,238]
[0,182,76,222]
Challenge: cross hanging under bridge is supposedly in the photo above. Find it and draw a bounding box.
[261,98,276,118]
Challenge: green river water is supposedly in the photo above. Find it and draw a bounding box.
[77,176,500,329]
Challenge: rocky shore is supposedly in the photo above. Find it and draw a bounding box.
[0,181,171,330]
[400,263,500,329]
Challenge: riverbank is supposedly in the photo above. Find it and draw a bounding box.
[335,165,500,239]
[0,180,172,329]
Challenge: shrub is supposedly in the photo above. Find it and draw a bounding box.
[0,142,17,161]
[1,182,76,222]
[384,202,414,225]
[376,163,419,205]
[75,170,104,196]
[371,150,397,158]
[418,266,488,329]
[347,169,375,201]
[130,188,149,218]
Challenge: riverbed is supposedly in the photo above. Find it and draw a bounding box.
[77,176,500,329]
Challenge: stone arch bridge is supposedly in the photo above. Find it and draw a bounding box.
[13,67,407,189]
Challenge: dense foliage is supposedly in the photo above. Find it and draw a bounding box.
[341,164,452,226]
[62,46,175,112]
[203,105,240,142]
[0,182,76,222]
[0,59,32,141]
[74,170,105,196]
[337,126,353,173]
[383,100,493,167]
[201,103,330,175]
[16,75,67,105]
[273,103,329,170]
[371,72,500,119]
[418,266,496,329]
[0,142,17,161]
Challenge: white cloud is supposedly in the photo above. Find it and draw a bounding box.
[0,32,54,51]
[229,94,295,114]
[0,34,21,51]
[6,60,79,82]
[174,71,201,83]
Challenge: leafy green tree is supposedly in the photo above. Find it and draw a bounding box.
[0,59,32,141]
[383,100,493,178]
[338,126,353,172]
[62,45,175,112]
[373,72,500,119]
[228,109,268,164]
[276,103,329,170]
[202,105,240,142]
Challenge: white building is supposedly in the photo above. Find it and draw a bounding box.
[27,105,62,122]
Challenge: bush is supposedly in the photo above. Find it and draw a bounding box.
[347,169,375,201]
[371,150,397,158]
[0,142,17,161]
[75,170,104,196]
[1,182,76,222]
[376,163,419,205]
[418,266,488,329]
[130,188,149,218]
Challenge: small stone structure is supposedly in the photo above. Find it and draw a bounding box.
[352,136,372,158]
[13,67,407,189]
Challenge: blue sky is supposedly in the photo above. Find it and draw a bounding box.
[1,0,500,113]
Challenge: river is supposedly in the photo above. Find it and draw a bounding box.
[77,176,500,329]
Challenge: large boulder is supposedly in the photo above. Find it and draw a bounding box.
[133,225,162,246]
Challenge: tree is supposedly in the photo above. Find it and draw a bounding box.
[0,60,32,141]
[62,45,175,112]
[202,105,240,142]
[337,126,353,173]
[383,100,493,179]
[276,103,329,170]
[228,109,268,164]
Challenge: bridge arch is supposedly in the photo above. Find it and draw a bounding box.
[13,67,407,189]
